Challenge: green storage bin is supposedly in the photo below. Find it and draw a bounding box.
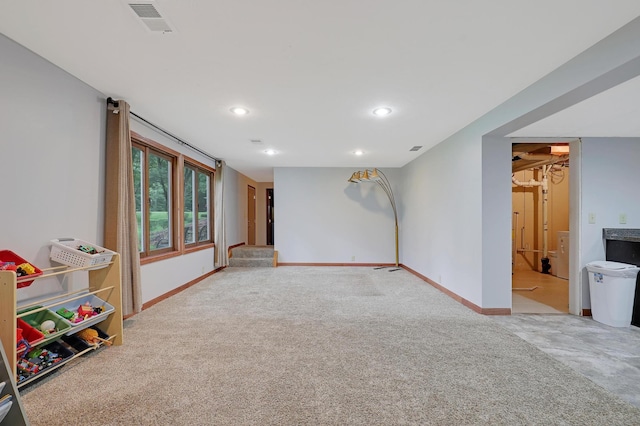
[17,307,72,342]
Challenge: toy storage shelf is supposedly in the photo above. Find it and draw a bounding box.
[0,253,123,390]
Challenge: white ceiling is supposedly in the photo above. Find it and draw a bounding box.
[2,1,640,181]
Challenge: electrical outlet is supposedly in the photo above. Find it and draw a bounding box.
[201,266,205,274]
[620,213,627,224]
[351,255,355,261]
[588,213,596,224]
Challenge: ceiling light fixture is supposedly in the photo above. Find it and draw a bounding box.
[354,150,364,156]
[264,149,277,155]
[230,107,249,115]
[372,107,392,117]
[550,145,570,155]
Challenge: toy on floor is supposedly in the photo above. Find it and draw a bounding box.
[76,328,112,346]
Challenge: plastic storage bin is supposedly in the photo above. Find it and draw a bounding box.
[17,307,72,343]
[48,294,115,334]
[62,326,110,351]
[16,319,44,353]
[16,340,75,385]
[0,250,43,288]
[587,260,640,327]
[49,238,115,270]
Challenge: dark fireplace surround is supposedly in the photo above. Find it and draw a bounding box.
[603,228,640,326]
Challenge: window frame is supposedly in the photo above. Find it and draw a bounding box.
[130,131,215,264]
[182,159,215,251]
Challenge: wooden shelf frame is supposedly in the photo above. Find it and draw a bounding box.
[0,253,123,387]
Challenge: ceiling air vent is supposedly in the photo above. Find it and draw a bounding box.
[128,2,174,33]
[409,146,423,152]
[250,139,263,144]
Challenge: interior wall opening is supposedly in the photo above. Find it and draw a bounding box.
[511,142,570,313]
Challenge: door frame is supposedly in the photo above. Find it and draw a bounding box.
[266,188,274,245]
[506,137,580,316]
[247,185,256,245]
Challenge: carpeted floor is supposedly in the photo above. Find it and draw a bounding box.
[20,267,640,425]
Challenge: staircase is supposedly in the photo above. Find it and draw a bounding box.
[229,245,277,267]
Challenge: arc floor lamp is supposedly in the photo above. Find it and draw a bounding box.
[348,168,400,272]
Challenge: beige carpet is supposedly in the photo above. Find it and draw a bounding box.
[20,267,640,425]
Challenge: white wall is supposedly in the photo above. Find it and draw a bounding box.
[0,33,106,301]
[139,247,215,302]
[481,136,513,309]
[400,133,484,305]
[274,167,401,264]
[579,137,640,308]
[223,166,242,247]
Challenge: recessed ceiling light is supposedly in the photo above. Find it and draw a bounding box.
[373,107,392,117]
[550,145,570,155]
[264,149,277,155]
[230,107,249,115]
[354,150,364,156]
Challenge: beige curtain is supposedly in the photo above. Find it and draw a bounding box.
[214,160,228,267]
[104,99,143,315]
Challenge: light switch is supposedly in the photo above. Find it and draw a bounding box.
[588,213,596,224]
[620,213,627,224]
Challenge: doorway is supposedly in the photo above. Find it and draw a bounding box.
[511,143,570,313]
[247,185,256,245]
[266,188,274,245]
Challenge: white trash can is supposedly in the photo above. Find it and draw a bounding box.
[586,260,640,327]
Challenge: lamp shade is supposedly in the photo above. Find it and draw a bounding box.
[348,171,361,183]
[368,168,382,181]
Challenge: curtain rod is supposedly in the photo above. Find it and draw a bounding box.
[107,97,221,164]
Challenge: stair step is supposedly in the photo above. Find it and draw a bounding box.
[229,257,274,267]
[231,246,274,259]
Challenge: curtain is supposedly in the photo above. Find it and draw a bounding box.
[214,160,228,267]
[104,99,143,315]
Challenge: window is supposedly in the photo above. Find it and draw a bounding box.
[131,131,215,261]
[183,163,214,247]
[132,139,177,257]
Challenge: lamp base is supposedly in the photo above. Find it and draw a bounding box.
[374,266,401,272]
